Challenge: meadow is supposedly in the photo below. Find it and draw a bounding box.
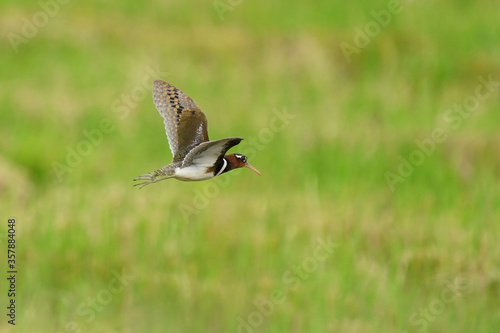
[1,0,500,332]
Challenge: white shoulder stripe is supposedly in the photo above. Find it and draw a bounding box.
[215,158,227,177]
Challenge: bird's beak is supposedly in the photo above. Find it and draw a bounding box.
[245,163,261,176]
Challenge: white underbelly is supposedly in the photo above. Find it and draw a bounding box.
[174,166,214,181]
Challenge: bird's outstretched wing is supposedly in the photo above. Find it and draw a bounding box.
[182,137,243,170]
[152,80,209,163]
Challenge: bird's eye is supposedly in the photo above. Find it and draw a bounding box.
[235,154,246,162]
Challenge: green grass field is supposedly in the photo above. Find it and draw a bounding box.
[1,0,500,332]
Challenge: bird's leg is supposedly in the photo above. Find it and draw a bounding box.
[133,166,175,189]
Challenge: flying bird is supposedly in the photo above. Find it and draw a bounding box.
[134,80,260,189]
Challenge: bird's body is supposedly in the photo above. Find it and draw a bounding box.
[134,80,260,188]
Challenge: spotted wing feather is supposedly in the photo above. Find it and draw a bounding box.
[153,80,209,163]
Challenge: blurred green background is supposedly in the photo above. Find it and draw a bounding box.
[1,0,500,332]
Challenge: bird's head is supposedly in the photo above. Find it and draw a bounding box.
[224,153,261,175]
